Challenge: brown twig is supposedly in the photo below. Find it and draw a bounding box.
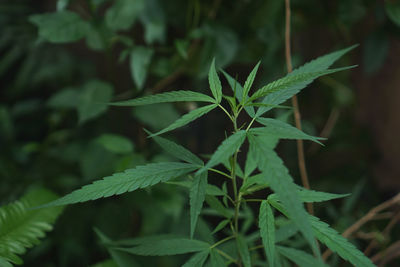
[371,240,400,266]
[322,193,400,260]
[284,0,313,215]
[364,211,400,256]
[308,108,340,154]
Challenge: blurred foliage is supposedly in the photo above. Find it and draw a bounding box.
[1,0,399,266]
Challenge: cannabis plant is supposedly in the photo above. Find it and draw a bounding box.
[21,45,372,267]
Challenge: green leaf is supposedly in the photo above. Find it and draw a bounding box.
[275,223,298,243]
[243,61,261,101]
[259,201,275,267]
[197,130,246,175]
[111,90,215,106]
[96,134,134,154]
[208,59,222,103]
[182,250,209,267]
[0,189,63,266]
[221,70,255,117]
[205,195,232,219]
[190,172,208,238]
[95,229,140,267]
[297,188,350,203]
[251,118,323,145]
[149,104,217,137]
[277,246,328,267]
[47,88,80,108]
[210,249,226,267]
[211,219,230,235]
[78,80,113,124]
[166,181,225,196]
[237,234,251,267]
[139,0,166,44]
[248,134,319,257]
[29,11,90,43]
[116,238,210,256]
[40,162,198,207]
[309,215,376,267]
[146,132,203,165]
[255,45,357,117]
[105,0,144,31]
[130,46,154,90]
[250,67,354,104]
[386,1,400,27]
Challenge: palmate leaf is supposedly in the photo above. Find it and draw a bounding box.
[221,70,255,117]
[115,238,210,256]
[277,246,328,267]
[259,201,275,267]
[205,195,233,219]
[183,250,209,267]
[111,90,215,106]
[197,130,246,175]
[39,162,198,208]
[250,67,353,108]
[309,215,376,267]
[0,189,63,266]
[248,134,319,257]
[190,172,208,238]
[254,45,357,117]
[149,104,218,137]
[252,118,323,145]
[146,131,203,166]
[208,59,222,103]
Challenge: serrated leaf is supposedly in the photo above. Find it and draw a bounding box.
[29,11,90,43]
[166,180,225,196]
[237,234,251,267]
[116,238,210,256]
[190,172,208,238]
[250,67,354,104]
[182,250,209,267]
[244,140,257,178]
[297,188,350,203]
[39,162,198,207]
[130,46,153,90]
[111,91,215,106]
[197,130,246,175]
[95,229,140,267]
[211,219,230,235]
[0,189,63,266]
[105,0,144,31]
[259,201,275,267]
[277,246,328,267]
[243,61,261,101]
[149,104,217,137]
[78,80,113,124]
[221,70,255,117]
[208,59,222,103]
[275,223,298,243]
[248,134,319,257]
[251,118,323,145]
[205,196,232,219]
[255,45,357,117]
[210,249,226,267]
[309,215,376,267]
[145,130,203,165]
[96,134,134,154]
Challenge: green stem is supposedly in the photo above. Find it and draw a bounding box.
[218,104,234,122]
[215,248,237,263]
[209,168,232,179]
[210,235,235,249]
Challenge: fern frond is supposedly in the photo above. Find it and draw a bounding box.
[0,189,63,266]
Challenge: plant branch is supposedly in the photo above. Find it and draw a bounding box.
[284,0,313,215]
[322,193,400,260]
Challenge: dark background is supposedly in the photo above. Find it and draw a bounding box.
[1,0,399,266]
